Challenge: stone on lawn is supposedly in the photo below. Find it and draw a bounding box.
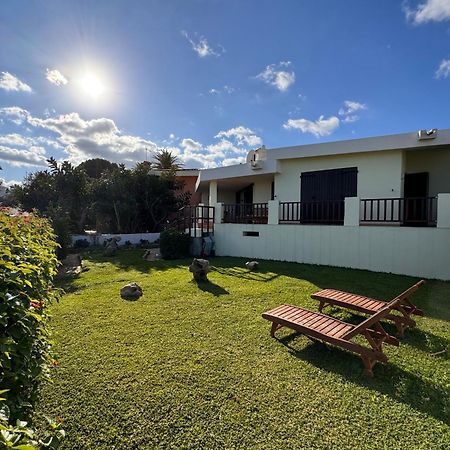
[189,258,211,282]
[245,261,259,271]
[142,249,161,261]
[120,282,143,300]
[104,236,121,256]
[59,253,83,277]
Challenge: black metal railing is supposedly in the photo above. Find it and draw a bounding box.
[222,203,268,224]
[360,197,437,227]
[167,205,215,237]
[279,200,345,225]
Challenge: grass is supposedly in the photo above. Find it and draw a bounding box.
[36,249,450,449]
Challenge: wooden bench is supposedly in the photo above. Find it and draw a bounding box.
[311,280,425,337]
[262,300,402,376]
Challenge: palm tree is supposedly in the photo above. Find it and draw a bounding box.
[152,149,182,171]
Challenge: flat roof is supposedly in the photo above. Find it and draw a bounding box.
[196,128,450,187]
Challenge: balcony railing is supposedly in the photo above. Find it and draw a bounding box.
[279,200,345,225]
[167,205,215,237]
[360,197,437,227]
[223,203,268,224]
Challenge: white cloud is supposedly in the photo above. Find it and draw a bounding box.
[0,145,47,167]
[222,156,246,166]
[209,85,235,95]
[283,116,340,137]
[0,72,32,92]
[181,138,202,152]
[435,58,450,78]
[215,126,262,147]
[339,100,367,116]
[0,106,31,125]
[46,68,68,86]
[0,178,21,188]
[181,31,224,57]
[338,100,367,123]
[0,107,260,170]
[404,0,450,23]
[255,62,295,92]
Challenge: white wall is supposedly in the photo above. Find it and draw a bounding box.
[71,232,160,246]
[253,177,273,203]
[275,150,404,202]
[214,223,450,280]
[405,147,450,196]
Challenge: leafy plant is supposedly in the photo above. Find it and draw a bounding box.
[0,394,64,450]
[0,209,60,422]
[159,230,191,259]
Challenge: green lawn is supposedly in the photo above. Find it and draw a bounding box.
[36,250,450,449]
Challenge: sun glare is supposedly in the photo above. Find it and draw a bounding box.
[79,73,106,100]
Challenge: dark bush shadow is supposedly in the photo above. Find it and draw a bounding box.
[276,332,450,425]
[192,280,229,297]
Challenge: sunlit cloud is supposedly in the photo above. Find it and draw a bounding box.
[283,115,340,137]
[0,72,32,92]
[181,31,225,57]
[255,61,295,92]
[46,68,68,86]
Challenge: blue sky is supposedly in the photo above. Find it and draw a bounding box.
[1,0,450,184]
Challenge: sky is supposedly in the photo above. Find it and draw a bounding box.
[1,0,450,185]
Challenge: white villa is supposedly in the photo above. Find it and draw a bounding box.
[190,128,450,280]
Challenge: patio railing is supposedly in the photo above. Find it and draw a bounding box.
[222,203,268,224]
[360,197,437,227]
[279,200,345,225]
[167,205,215,237]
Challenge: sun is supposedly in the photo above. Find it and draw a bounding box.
[79,73,106,100]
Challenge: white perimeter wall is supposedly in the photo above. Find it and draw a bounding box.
[275,150,404,201]
[214,223,450,280]
[71,232,160,246]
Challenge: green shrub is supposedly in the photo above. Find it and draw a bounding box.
[73,238,90,249]
[0,209,60,422]
[159,229,191,259]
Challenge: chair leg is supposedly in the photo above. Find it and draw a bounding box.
[318,300,328,312]
[270,322,282,337]
[362,356,376,377]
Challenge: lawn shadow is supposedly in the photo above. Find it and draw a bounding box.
[276,332,450,425]
[212,266,280,282]
[77,250,449,321]
[192,279,229,297]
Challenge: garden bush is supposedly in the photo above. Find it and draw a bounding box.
[0,208,64,448]
[73,238,90,249]
[159,229,191,259]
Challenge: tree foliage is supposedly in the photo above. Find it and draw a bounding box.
[7,158,191,245]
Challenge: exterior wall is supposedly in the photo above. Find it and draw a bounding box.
[217,190,235,204]
[404,148,450,196]
[214,223,450,280]
[274,150,404,202]
[177,175,202,205]
[253,177,273,203]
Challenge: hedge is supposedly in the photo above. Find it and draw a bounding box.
[0,209,64,448]
[159,229,191,259]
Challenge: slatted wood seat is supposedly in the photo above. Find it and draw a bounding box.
[311,280,425,337]
[263,299,402,376]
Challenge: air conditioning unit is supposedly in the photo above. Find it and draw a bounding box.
[250,159,263,170]
[418,129,437,140]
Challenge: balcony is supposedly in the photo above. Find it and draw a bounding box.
[219,195,445,228]
[222,203,268,224]
[360,197,437,227]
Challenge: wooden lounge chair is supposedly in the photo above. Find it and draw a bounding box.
[311,280,425,337]
[262,298,403,376]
